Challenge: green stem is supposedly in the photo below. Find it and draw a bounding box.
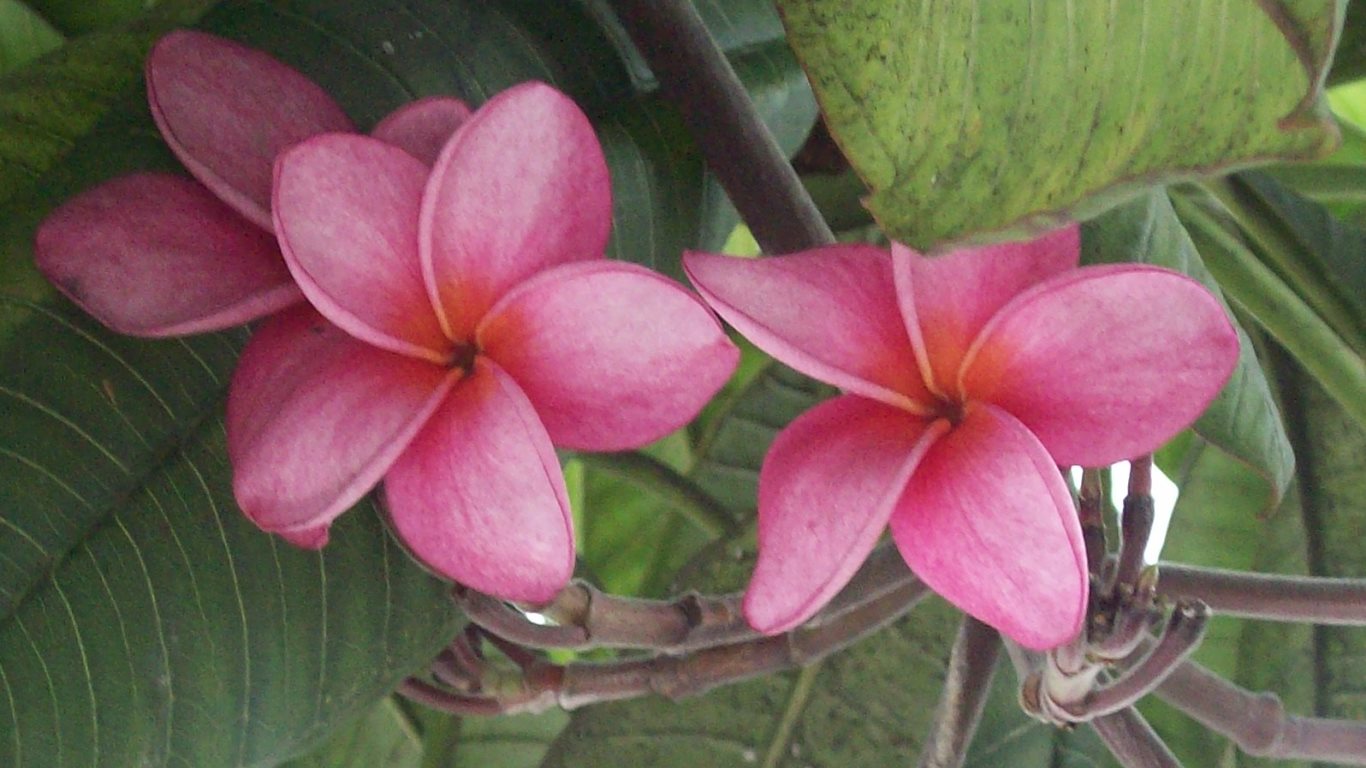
[574,451,737,538]
[1172,193,1366,431]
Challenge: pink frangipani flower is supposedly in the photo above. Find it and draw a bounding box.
[683,227,1239,649]
[227,82,738,601]
[35,30,470,336]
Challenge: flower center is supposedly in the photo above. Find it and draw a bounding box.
[448,340,478,376]
[932,396,967,426]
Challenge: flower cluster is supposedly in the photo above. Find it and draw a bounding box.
[37,31,1239,646]
[36,31,737,604]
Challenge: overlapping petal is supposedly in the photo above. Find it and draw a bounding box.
[371,96,472,166]
[961,265,1239,466]
[743,396,945,634]
[478,261,738,450]
[273,135,448,361]
[893,225,1079,396]
[227,306,458,536]
[35,173,299,336]
[146,30,353,229]
[889,403,1087,650]
[383,359,574,604]
[684,247,931,411]
[420,81,611,338]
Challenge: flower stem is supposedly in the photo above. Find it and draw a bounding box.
[916,617,1000,768]
[1157,563,1366,625]
[607,0,835,253]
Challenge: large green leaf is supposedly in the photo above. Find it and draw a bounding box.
[0,0,63,73]
[1082,191,1295,508]
[776,0,1343,249]
[1276,355,1366,726]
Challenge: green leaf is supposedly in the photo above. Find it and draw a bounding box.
[0,4,199,213]
[24,0,156,36]
[1173,184,1366,432]
[412,706,568,768]
[1277,353,1366,724]
[0,0,63,74]
[776,0,1342,249]
[1082,191,1295,507]
[1225,170,1366,352]
[282,698,424,768]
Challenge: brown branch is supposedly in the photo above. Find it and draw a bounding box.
[916,617,1001,768]
[407,577,930,715]
[1157,660,1366,764]
[607,0,835,253]
[456,542,918,653]
[1156,564,1366,625]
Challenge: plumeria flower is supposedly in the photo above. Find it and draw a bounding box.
[227,82,738,601]
[35,30,470,336]
[683,227,1238,649]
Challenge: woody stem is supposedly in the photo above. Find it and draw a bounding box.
[607,0,835,253]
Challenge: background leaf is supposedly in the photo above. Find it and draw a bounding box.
[776,0,1342,249]
[0,0,62,73]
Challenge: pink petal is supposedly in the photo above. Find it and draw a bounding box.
[684,248,933,412]
[34,173,300,336]
[478,261,738,450]
[743,395,945,634]
[273,134,450,362]
[889,403,1087,650]
[371,96,472,166]
[277,525,329,549]
[227,306,457,535]
[383,358,574,604]
[961,265,1239,466]
[892,225,1079,397]
[146,30,353,230]
[420,81,610,339]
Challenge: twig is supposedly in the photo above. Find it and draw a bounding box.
[407,577,930,715]
[455,542,919,652]
[916,617,1001,768]
[1157,660,1366,764]
[1156,564,1366,625]
[1089,707,1184,768]
[1067,601,1208,720]
[607,0,835,253]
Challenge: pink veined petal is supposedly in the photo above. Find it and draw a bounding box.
[742,395,946,634]
[35,173,300,336]
[684,248,933,413]
[889,403,1087,651]
[371,96,472,166]
[960,265,1240,467]
[384,358,575,604]
[478,260,738,450]
[273,134,450,362]
[277,525,330,550]
[892,225,1079,398]
[146,30,353,230]
[420,81,611,339]
[227,306,457,536]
